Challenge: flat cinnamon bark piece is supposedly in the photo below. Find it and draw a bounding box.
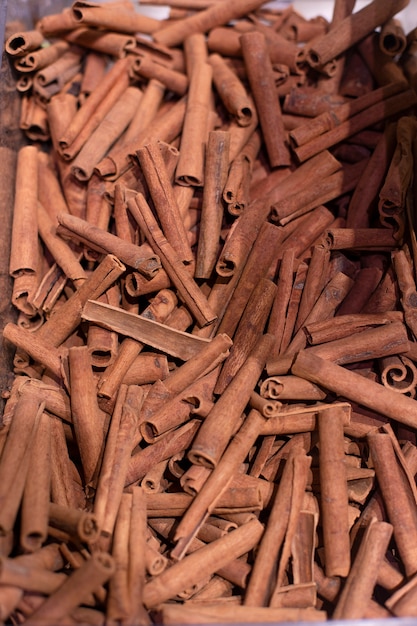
[81,299,211,361]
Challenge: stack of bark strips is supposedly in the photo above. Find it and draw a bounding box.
[1,0,417,623]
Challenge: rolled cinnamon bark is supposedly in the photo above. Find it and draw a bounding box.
[336,264,384,316]
[144,518,264,608]
[304,311,403,345]
[96,94,186,181]
[244,446,311,606]
[318,404,350,577]
[142,460,170,494]
[215,198,274,280]
[259,376,326,401]
[379,116,417,240]
[37,151,71,221]
[281,210,338,261]
[306,0,410,69]
[392,248,417,340]
[6,2,417,621]
[290,81,407,148]
[271,160,364,225]
[5,30,44,57]
[0,558,67,595]
[386,571,417,616]
[367,430,417,577]
[124,486,149,624]
[68,346,107,487]
[215,279,276,393]
[172,408,267,560]
[277,260,308,356]
[14,40,70,72]
[291,350,417,430]
[71,86,143,182]
[240,31,290,168]
[326,227,398,251]
[122,78,164,146]
[295,244,330,333]
[93,384,140,537]
[181,464,212,496]
[189,334,273,469]
[48,502,99,545]
[58,56,132,158]
[195,130,230,279]
[71,2,158,34]
[35,254,126,349]
[0,389,44,535]
[64,27,137,57]
[19,411,51,553]
[125,419,201,487]
[2,323,66,382]
[107,493,132,622]
[29,551,115,624]
[82,298,211,361]
[79,51,108,103]
[267,148,341,204]
[20,102,50,144]
[140,368,218,441]
[294,89,417,163]
[223,130,261,216]
[217,221,286,340]
[153,0,270,47]
[86,284,120,369]
[158,602,326,623]
[48,413,86,510]
[175,61,212,187]
[131,55,188,95]
[380,354,417,396]
[266,249,296,358]
[9,145,39,317]
[302,321,410,368]
[208,53,254,127]
[128,193,216,327]
[32,47,83,101]
[277,270,354,368]
[57,212,159,279]
[136,141,193,266]
[37,202,86,287]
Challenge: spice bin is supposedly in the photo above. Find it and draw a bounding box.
[2,0,417,623]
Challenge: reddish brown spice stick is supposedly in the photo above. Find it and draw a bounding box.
[291,350,417,430]
[318,405,350,577]
[240,30,290,168]
[153,0,271,47]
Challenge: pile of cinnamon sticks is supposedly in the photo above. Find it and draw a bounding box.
[2,0,417,622]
